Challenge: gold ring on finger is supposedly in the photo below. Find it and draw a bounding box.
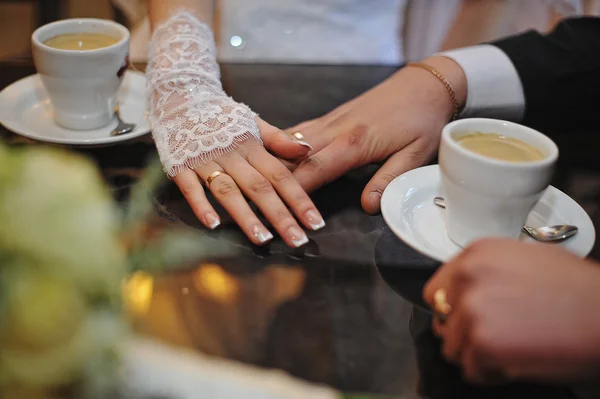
[206,170,228,188]
[291,131,305,141]
[433,288,452,323]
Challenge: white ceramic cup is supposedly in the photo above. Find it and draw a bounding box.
[32,19,130,130]
[439,118,559,248]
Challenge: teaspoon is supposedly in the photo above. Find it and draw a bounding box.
[433,197,578,242]
[110,104,136,136]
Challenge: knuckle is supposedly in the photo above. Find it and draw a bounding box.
[406,145,430,167]
[288,189,314,210]
[271,167,293,184]
[179,183,197,198]
[345,124,369,148]
[300,155,324,172]
[273,208,293,223]
[237,140,262,158]
[294,197,314,212]
[249,177,274,194]
[215,179,240,197]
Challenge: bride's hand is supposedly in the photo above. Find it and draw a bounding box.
[172,117,324,248]
[147,11,323,247]
[288,56,467,214]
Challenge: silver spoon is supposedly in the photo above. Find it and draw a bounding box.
[433,197,578,242]
[110,104,136,136]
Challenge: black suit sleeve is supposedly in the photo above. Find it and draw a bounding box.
[492,17,600,134]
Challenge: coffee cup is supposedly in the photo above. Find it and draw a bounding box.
[32,19,130,130]
[439,118,559,247]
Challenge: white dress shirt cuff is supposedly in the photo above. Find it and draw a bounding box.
[438,45,525,121]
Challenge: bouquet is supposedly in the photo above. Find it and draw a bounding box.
[0,143,225,399]
[0,143,398,399]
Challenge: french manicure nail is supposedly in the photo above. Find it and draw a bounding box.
[252,225,274,244]
[305,209,325,231]
[295,140,313,151]
[290,131,313,150]
[288,225,309,248]
[205,213,221,229]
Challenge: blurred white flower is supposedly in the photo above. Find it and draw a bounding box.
[0,147,126,298]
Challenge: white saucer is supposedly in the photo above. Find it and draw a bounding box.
[381,165,596,263]
[0,71,150,146]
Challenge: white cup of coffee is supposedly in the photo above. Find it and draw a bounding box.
[32,19,130,130]
[439,118,559,248]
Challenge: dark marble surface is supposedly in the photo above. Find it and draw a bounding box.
[2,59,599,399]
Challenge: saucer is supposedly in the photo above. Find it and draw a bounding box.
[381,165,596,263]
[0,71,150,146]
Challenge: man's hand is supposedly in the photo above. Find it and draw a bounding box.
[424,239,600,384]
[288,56,467,214]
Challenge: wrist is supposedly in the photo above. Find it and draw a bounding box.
[398,56,468,122]
[420,56,467,110]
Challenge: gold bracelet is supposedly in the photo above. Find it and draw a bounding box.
[406,62,461,121]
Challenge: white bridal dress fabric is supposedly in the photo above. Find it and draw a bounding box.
[115,0,587,64]
[119,0,407,64]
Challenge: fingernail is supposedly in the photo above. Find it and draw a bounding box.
[369,192,382,209]
[288,225,309,248]
[252,225,274,244]
[205,213,221,229]
[295,140,313,151]
[290,132,313,150]
[305,209,325,231]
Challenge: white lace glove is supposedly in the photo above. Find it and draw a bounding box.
[147,11,262,178]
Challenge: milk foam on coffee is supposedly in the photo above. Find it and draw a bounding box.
[44,33,119,51]
[456,132,545,162]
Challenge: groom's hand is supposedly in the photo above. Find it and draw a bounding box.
[288,56,467,214]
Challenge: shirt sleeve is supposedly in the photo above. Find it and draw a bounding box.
[438,44,525,121]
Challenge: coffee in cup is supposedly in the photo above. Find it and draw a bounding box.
[44,33,120,51]
[456,132,544,162]
[32,19,130,130]
[439,119,559,248]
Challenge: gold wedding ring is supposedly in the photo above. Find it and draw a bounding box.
[291,131,305,141]
[206,170,228,188]
[433,288,452,323]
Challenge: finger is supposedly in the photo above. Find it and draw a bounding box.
[247,148,326,231]
[423,260,457,308]
[172,169,221,229]
[461,345,488,384]
[257,116,311,160]
[279,158,299,172]
[293,134,362,193]
[218,152,310,248]
[430,281,457,339]
[195,162,274,246]
[285,118,335,155]
[361,139,429,214]
[439,303,470,365]
[285,98,356,139]
[284,118,318,136]
[424,253,471,338]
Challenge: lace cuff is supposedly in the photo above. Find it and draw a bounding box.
[147,11,261,178]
